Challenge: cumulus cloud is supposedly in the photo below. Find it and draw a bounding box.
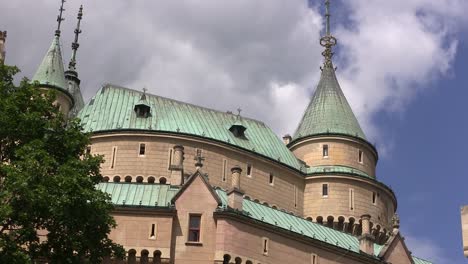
[2,0,467,144]
[404,233,453,263]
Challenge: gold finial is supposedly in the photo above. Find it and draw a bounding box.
[69,5,83,71]
[320,0,337,69]
[55,0,66,37]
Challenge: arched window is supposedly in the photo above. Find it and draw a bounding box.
[347,217,355,233]
[159,177,167,184]
[127,249,136,264]
[235,257,242,264]
[125,176,132,183]
[148,176,155,183]
[246,261,253,264]
[141,249,149,264]
[136,176,144,183]
[223,254,231,264]
[306,217,313,222]
[316,216,323,224]
[153,250,162,264]
[102,176,110,182]
[113,176,121,183]
[338,216,345,231]
[327,216,334,228]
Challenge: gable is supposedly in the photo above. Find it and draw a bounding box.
[380,233,413,264]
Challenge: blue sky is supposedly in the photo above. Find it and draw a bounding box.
[2,0,467,262]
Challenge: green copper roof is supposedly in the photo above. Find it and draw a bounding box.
[412,256,433,264]
[96,182,179,207]
[215,188,431,263]
[32,36,68,92]
[293,67,366,142]
[306,165,372,179]
[79,85,303,171]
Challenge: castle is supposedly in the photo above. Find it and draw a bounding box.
[1,1,433,263]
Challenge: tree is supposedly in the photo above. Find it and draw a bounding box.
[0,64,124,263]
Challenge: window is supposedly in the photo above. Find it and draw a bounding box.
[188,215,201,242]
[136,176,143,183]
[139,143,146,156]
[159,177,167,184]
[222,159,227,182]
[113,176,121,182]
[358,150,363,163]
[85,146,91,155]
[323,145,329,158]
[294,186,298,208]
[125,176,132,183]
[372,192,377,205]
[349,189,355,211]
[311,254,318,264]
[110,146,117,169]
[149,223,156,239]
[262,237,269,255]
[247,164,252,177]
[167,148,173,170]
[322,184,328,197]
[269,173,274,185]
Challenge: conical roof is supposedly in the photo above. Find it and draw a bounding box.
[293,66,366,141]
[32,36,68,92]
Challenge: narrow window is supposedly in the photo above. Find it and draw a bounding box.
[372,192,377,205]
[322,184,328,197]
[311,254,318,264]
[196,148,202,157]
[188,215,201,242]
[323,145,329,157]
[262,237,269,255]
[349,189,355,211]
[110,146,117,169]
[358,150,363,163]
[139,143,146,156]
[167,149,173,169]
[149,223,156,239]
[247,164,252,177]
[269,173,274,185]
[222,159,227,182]
[294,186,298,208]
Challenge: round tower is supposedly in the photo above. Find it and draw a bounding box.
[290,0,396,243]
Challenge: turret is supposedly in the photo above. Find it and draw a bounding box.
[290,0,396,243]
[0,31,6,64]
[32,0,74,117]
[65,5,85,117]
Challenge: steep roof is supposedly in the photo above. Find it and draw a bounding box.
[78,85,303,171]
[293,66,366,142]
[32,36,68,92]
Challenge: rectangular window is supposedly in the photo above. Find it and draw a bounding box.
[294,185,298,208]
[311,254,318,264]
[262,237,269,255]
[323,145,329,158]
[149,223,156,239]
[196,148,202,157]
[269,173,274,185]
[222,159,227,182]
[372,192,377,205]
[110,146,117,169]
[349,189,355,211]
[167,148,173,170]
[359,150,363,163]
[139,143,146,156]
[188,215,201,242]
[247,164,252,177]
[322,183,328,197]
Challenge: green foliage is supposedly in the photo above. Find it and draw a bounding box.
[0,64,124,263]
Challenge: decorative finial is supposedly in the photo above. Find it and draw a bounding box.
[320,0,337,69]
[68,5,83,71]
[55,0,66,37]
[194,149,205,170]
[392,213,400,232]
[141,87,147,100]
[237,108,242,116]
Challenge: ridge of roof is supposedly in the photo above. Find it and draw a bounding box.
[293,66,366,142]
[306,165,372,179]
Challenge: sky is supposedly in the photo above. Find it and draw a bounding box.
[2,0,467,262]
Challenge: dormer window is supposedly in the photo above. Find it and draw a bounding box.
[229,123,247,138]
[134,103,151,118]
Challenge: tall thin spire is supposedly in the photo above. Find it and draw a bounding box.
[68,5,83,71]
[55,0,66,37]
[320,0,337,69]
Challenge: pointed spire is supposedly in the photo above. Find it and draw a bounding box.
[68,5,83,72]
[55,0,66,37]
[320,0,337,69]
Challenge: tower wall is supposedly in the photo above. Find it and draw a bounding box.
[39,88,73,117]
[290,136,377,178]
[0,31,6,64]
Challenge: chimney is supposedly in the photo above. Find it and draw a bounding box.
[282,134,292,145]
[0,31,6,64]
[170,145,184,185]
[227,165,244,211]
[359,214,375,255]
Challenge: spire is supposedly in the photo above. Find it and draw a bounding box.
[68,5,83,72]
[55,0,66,37]
[293,0,366,142]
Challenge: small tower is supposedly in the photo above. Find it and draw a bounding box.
[0,31,6,64]
[32,0,74,116]
[65,5,85,117]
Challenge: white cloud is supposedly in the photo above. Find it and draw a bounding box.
[404,233,453,263]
